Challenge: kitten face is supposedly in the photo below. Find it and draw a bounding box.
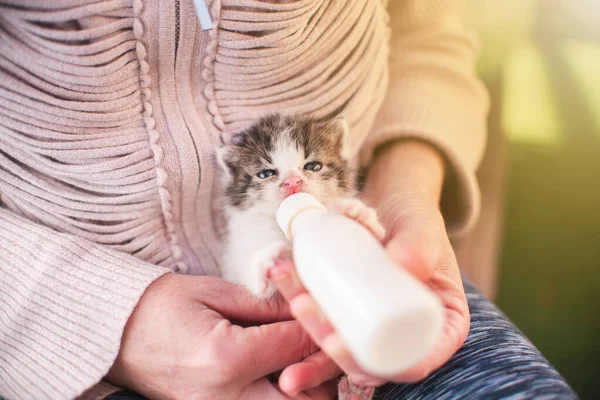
[217,115,351,215]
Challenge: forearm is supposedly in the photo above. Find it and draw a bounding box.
[0,208,170,400]
[360,0,489,237]
[362,140,445,227]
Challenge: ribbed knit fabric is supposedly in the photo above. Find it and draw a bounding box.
[365,0,490,235]
[0,209,171,400]
[0,0,488,399]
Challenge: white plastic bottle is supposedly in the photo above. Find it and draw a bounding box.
[277,193,444,377]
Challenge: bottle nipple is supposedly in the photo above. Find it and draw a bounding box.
[277,193,327,239]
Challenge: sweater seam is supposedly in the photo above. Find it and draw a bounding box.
[202,0,225,133]
[133,0,188,273]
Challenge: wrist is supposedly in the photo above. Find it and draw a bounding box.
[362,140,445,209]
[106,273,176,387]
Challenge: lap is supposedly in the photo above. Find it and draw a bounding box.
[375,278,577,399]
[104,278,577,400]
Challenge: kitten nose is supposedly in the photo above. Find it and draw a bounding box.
[283,174,303,189]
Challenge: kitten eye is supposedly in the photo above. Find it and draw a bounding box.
[304,162,323,172]
[257,169,277,179]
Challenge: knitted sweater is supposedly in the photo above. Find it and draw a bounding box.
[0,0,489,399]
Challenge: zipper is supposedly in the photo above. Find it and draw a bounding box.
[192,0,214,30]
[175,0,180,53]
[176,0,213,55]
[176,0,214,54]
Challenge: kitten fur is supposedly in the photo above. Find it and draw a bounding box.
[216,114,355,296]
[216,114,377,400]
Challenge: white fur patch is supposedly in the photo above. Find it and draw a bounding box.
[271,128,304,184]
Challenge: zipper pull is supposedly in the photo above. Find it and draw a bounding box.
[193,0,213,30]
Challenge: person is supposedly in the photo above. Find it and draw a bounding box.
[0,1,576,399]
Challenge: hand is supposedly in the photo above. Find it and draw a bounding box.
[106,273,342,400]
[270,141,470,391]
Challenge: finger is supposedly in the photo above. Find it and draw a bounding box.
[230,320,318,381]
[278,351,342,395]
[302,378,339,399]
[244,378,337,400]
[280,349,386,394]
[195,276,292,323]
[270,261,382,386]
[243,378,290,399]
[270,262,336,347]
[269,258,308,300]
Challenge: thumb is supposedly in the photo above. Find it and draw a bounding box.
[243,377,337,400]
[194,276,292,323]
[235,320,318,381]
[384,209,446,283]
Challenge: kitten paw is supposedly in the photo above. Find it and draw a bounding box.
[249,241,292,298]
[338,376,375,400]
[331,199,386,242]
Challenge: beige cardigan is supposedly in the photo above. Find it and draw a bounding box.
[0,0,489,398]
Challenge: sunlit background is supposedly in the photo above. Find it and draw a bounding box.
[465,1,600,398]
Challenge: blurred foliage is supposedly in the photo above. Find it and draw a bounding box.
[466,1,600,398]
[466,0,539,80]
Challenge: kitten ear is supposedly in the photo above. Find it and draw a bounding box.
[330,115,350,159]
[230,133,245,147]
[216,146,239,180]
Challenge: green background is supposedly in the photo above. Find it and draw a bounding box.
[468,1,600,398]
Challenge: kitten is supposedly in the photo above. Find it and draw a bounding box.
[216,114,385,400]
[216,114,385,296]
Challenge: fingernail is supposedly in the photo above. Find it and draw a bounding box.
[292,298,333,338]
[268,264,288,279]
[339,378,348,392]
[271,265,305,296]
[270,266,298,296]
